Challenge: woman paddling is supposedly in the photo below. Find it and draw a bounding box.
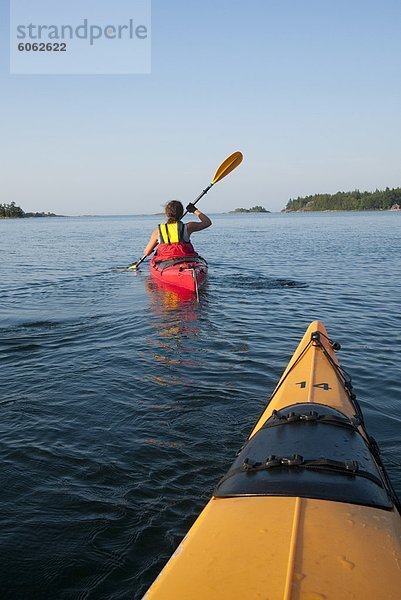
[143,200,212,262]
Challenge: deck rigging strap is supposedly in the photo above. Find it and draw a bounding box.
[263,409,362,431]
[255,330,362,428]
[217,454,385,490]
[247,330,401,514]
[153,255,207,268]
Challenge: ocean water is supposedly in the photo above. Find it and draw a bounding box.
[1,211,400,599]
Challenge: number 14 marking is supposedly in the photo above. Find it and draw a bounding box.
[296,381,332,391]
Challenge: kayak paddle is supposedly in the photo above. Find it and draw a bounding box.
[119,151,243,271]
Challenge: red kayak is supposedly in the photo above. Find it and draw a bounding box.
[150,256,208,296]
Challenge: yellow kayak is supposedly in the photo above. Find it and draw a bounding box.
[144,321,401,599]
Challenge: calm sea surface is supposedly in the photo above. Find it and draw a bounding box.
[1,212,401,599]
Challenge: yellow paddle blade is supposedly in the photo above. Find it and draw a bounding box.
[211,151,243,185]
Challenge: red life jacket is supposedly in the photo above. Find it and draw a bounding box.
[155,221,198,261]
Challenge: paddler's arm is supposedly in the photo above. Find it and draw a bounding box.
[185,205,212,234]
[143,228,159,256]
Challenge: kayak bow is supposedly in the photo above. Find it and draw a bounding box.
[144,321,401,599]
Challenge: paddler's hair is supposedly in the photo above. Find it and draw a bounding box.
[165,200,184,224]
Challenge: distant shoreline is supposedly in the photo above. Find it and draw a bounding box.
[227,205,270,214]
[282,207,401,213]
[2,209,401,220]
[0,213,64,219]
[283,187,401,212]
[226,211,271,214]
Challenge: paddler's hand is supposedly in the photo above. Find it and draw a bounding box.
[186,202,196,213]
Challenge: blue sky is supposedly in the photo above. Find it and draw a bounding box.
[1,0,401,214]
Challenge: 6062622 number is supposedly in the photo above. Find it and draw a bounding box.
[17,43,67,52]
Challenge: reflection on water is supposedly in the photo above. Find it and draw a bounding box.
[143,439,179,448]
[144,278,208,392]
[145,278,204,342]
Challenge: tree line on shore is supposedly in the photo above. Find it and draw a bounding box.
[230,205,269,213]
[0,202,57,218]
[284,187,401,212]
[0,202,24,218]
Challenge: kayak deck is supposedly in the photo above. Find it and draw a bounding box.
[250,320,359,431]
[149,256,208,294]
[145,496,401,599]
[143,321,401,599]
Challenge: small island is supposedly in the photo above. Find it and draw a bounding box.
[0,202,61,218]
[283,187,401,212]
[229,205,270,213]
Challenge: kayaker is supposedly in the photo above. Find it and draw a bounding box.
[143,200,212,261]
